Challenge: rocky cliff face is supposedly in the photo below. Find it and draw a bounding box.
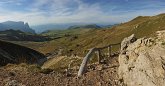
[0,21,35,34]
[118,31,165,86]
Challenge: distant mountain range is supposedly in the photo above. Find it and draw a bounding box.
[31,24,70,33]
[0,21,35,34]
[41,24,102,36]
[102,24,119,28]
[68,24,101,29]
[32,23,117,33]
[0,20,117,34]
[32,23,102,33]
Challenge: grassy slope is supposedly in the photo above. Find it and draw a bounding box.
[17,13,165,56]
[13,13,165,70]
[41,28,93,37]
[0,29,51,42]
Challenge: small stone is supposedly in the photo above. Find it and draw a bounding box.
[6,80,19,86]
[96,65,103,71]
[97,82,102,86]
[8,72,15,77]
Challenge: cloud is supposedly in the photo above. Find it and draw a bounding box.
[0,0,22,5]
[0,0,165,26]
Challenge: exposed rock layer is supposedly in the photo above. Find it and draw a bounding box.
[118,31,165,86]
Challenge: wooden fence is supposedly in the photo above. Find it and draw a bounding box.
[78,43,120,77]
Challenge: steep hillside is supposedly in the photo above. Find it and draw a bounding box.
[0,21,35,34]
[0,40,46,66]
[36,13,165,56]
[121,14,165,37]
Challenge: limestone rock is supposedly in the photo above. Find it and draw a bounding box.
[157,30,165,40]
[120,34,136,53]
[96,65,104,71]
[118,34,165,86]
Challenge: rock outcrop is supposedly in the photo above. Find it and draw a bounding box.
[118,32,165,86]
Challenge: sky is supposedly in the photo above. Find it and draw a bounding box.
[0,0,165,26]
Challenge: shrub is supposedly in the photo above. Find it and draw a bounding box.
[39,68,53,74]
[27,65,41,72]
[161,42,165,45]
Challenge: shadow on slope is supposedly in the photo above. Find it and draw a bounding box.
[0,40,47,66]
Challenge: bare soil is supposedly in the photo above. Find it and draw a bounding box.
[0,56,123,86]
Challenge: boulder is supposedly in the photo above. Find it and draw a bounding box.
[118,34,165,86]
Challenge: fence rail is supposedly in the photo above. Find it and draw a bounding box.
[78,43,121,77]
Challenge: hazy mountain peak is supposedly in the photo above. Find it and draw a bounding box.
[0,21,35,34]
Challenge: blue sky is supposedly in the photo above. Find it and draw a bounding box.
[0,0,165,26]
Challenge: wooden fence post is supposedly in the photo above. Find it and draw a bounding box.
[108,45,111,57]
[77,43,121,77]
[77,48,97,77]
[97,49,101,64]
